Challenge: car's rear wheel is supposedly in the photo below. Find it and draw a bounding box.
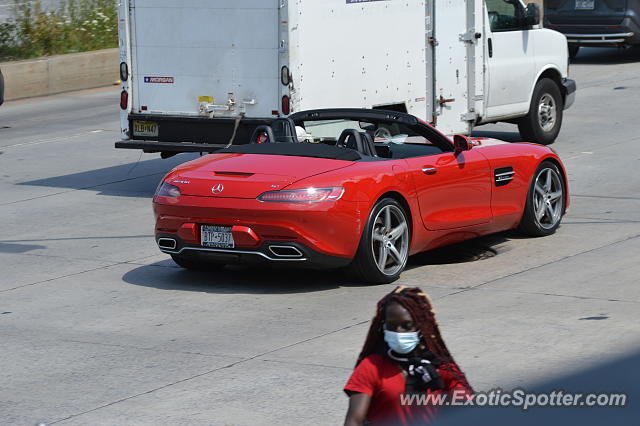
[348,198,410,284]
[171,253,223,270]
[518,161,565,237]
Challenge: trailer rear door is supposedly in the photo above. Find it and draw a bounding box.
[432,0,484,135]
[288,0,428,118]
[129,0,280,117]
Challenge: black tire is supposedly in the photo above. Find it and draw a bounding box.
[171,253,222,270]
[568,44,580,60]
[518,161,566,237]
[348,198,410,284]
[518,78,564,145]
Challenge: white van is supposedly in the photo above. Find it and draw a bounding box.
[116,0,575,156]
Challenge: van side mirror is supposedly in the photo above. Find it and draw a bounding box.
[453,135,472,153]
[524,3,540,26]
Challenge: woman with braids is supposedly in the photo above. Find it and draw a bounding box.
[344,286,472,426]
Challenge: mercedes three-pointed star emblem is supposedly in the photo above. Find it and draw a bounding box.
[211,184,224,194]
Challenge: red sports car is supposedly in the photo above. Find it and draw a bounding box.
[153,109,568,283]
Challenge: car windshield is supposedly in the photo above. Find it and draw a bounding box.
[300,119,434,145]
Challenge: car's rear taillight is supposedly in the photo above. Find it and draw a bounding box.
[282,95,290,115]
[120,90,128,110]
[155,182,181,198]
[257,187,344,203]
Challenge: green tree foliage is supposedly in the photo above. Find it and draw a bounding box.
[0,0,117,60]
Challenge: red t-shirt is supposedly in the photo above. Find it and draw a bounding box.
[344,353,470,425]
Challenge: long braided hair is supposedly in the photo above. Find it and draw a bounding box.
[356,286,472,390]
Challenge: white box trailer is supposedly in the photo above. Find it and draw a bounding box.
[116,0,575,156]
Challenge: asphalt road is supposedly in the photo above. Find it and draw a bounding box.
[1,47,639,425]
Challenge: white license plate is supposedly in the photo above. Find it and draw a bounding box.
[575,0,595,10]
[201,225,234,248]
[133,121,158,137]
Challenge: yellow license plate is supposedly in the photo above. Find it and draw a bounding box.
[133,121,158,137]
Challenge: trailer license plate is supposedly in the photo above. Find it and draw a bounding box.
[133,121,158,137]
[201,225,234,248]
[575,0,594,10]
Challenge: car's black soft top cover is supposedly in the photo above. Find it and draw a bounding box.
[216,142,362,161]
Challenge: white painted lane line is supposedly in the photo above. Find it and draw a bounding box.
[1,129,111,149]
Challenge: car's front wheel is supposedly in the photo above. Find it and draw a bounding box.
[518,161,566,237]
[518,78,564,145]
[348,198,410,284]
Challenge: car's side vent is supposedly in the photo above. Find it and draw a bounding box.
[495,167,515,187]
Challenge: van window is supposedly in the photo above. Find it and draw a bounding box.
[486,0,522,32]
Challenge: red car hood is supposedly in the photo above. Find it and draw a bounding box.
[168,153,355,198]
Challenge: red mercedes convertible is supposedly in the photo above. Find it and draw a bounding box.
[153,109,568,283]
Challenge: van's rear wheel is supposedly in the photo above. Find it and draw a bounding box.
[518,78,563,145]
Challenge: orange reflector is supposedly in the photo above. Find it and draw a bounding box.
[282,95,290,115]
[120,90,128,110]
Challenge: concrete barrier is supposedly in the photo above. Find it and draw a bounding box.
[0,48,119,101]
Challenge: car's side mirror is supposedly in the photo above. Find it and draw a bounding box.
[524,3,540,26]
[453,135,472,153]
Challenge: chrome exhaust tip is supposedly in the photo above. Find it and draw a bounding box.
[158,238,177,250]
[268,245,304,258]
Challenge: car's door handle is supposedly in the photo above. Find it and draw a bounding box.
[422,167,437,175]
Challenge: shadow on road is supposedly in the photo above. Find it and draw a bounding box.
[17,153,199,198]
[0,242,47,254]
[122,261,355,295]
[439,348,640,425]
[123,232,516,294]
[407,231,513,269]
[572,46,640,65]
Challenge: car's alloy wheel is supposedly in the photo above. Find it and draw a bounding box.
[349,198,410,284]
[518,161,565,237]
[533,167,563,230]
[370,204,410,276]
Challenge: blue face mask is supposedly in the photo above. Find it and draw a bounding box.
[383,329,420,354]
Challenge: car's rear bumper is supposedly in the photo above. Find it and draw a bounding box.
[564,31,635,44]
[156,234,352,269]
[546,17,640,47]
[153,194,366,265]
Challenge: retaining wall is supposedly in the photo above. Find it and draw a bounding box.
[0,48,119,101]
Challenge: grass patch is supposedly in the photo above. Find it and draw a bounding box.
[0,0,117,61]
